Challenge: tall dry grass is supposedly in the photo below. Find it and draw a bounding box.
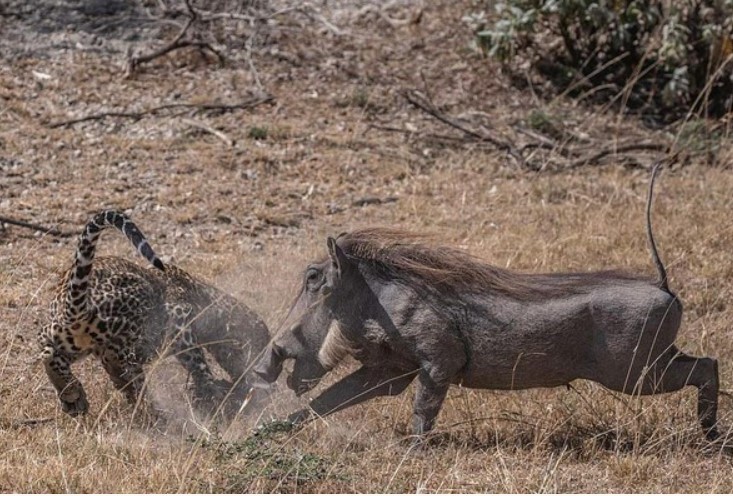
[3,164,733,492]
[2,0,733,490]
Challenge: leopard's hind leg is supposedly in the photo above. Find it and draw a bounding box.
[40,324,89,416]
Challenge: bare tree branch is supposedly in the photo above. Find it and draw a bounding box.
[126,0,224,76]
[46,94,274,129]
[567,143,669,169]
[403,90,526,167]
[400,89,672,170]
[0,216,71,237]
[181,118,235,146]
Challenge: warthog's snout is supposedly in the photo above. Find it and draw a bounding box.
[252,345,284,384]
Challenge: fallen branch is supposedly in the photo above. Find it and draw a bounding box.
[0,216,71,237]
[403,90,526,166]
[126,0,224,76]
[352,1,423,28]
[367,123,499,145]
[352,196,398,207]
[299,4,347,36]
[514,126,580,158]
[196,5,300,23]
[568,143,669,169]
[12,417,55,427]
[400,90,673,170]
[128,40,224,75]
[181,118,234,146]
[126,2,338,78]
[46,94,273,129]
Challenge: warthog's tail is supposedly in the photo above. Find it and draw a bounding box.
[646,162,670,294]
[62,210,164,325]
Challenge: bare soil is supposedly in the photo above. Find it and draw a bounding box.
[2,0,733,492]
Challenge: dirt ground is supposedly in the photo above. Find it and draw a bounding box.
[2,0,733,492]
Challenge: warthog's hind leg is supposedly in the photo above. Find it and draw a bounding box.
[608,347,719,440]
[663,352,719,441]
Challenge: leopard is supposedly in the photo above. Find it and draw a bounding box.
[38,210,271,420]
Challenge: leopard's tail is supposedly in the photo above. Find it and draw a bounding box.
[63,210,164,324]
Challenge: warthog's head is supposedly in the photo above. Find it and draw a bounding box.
[253,237,355,396]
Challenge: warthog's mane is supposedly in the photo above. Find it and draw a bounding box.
[332,228,651,301]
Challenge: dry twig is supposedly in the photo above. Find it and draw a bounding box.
[46,94,273,129]
[401,89,672,170]
[181,118,234,146]
[0,216,70,237]
[127,1,343,78]
[12,417,55,428]
[126,0,224,76]
[403,90,526,166]
[568,143,669,169]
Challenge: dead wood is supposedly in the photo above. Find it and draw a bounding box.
[127,40,224,75]
[11,417,55,428]
[365,123,499,148]
[567,143,670,169]
[126,0,224,76]
[181,118,234,146]
[352,196,399,207]
[46,94,273,129]
[0,216,71,237]
[403,90,526,167]
[401,89,672,170]
[0,417,56,430]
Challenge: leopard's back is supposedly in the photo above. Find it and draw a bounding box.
[43,257,167,359]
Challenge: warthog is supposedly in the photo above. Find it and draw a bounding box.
[253,166,719,441]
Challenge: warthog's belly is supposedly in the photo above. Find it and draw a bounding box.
[457,352,586,390]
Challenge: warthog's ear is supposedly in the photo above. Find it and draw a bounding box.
[327,236,349,277]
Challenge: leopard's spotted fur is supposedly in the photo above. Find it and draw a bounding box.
[39,210,270,418]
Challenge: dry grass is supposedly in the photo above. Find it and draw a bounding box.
[2,0,733,492]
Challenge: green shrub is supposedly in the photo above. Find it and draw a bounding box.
[466,1,733,121]
[248,126,269,140]
[194,420,346,491]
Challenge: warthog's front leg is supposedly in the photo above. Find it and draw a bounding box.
[288,366,417,424]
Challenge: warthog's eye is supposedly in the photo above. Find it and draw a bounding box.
[305,268,324,290]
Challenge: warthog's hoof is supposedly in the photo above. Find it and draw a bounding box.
[287,409,313,426]
[705,427,721,442]
[60,390,89,417]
